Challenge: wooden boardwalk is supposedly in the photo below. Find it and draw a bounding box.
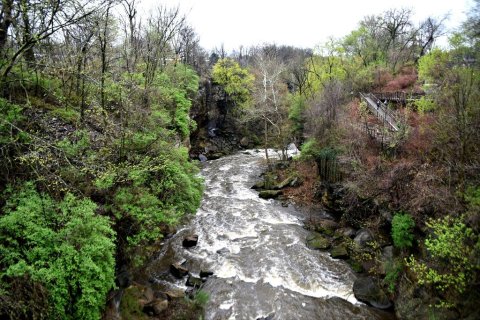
[360,92,399,132]
[371,91,423,104]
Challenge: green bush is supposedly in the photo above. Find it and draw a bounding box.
[391,212,415,249]
[0,182,116,319]
[383,260,403,293]
[300,139,322,160]
[406,215,479,308]
[415,96,436,113]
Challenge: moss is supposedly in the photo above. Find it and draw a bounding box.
[120,286,148,320]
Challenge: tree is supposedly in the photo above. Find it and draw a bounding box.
[0,0,109,89]
[246,47,290,162]
[212,57,254,113]
[416,16,447,60]
[143,5,185,89]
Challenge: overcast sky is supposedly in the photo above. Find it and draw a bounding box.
[140,0,472,52]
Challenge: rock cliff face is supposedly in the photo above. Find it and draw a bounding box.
[189,78,255,160]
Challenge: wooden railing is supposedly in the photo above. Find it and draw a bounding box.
[371,91,424,104]
[360,92,399,132]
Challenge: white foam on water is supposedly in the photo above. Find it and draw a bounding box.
[219,300,234,310]
[261,263,358,304]
[216,260,238,278]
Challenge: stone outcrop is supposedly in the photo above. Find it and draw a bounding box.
[353,277,392,310]
[306,232,331,250]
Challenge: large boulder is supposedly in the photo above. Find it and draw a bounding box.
[272,176,295,190]
[240,137,249,148]
[334,227,356,239]
[165,289,185,300]
[200,270,214,278]
[182,234,198,248]
[353,277,392,309]
[251,180,265,190]
[330,244,349,259]
[306,232,331,250]
[170,263,188,278]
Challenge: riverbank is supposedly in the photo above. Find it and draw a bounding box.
[265,155,479,320]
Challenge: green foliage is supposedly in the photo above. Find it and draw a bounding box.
[57,129,90,157]
[418,49,450,85]
[465,186,480,207]
[383,260,403,293]
[0,182,116,319]
[50,107,81,124]
[288,93,306,136]
[300,139,322,160]
[212,58,254,108]
[193,290,209,308]
[0,98,27,144]
[306,53,347,93]
[415,96,436,113]
[154,64,199,138]
[109,148,203,248]
[391,212,415,249]
[406,215,479,307]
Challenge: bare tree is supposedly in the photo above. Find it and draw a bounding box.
[247,46,289,162]
[120,0,141,73]
[0,0,109,88]
[143,5,185,89]
[304,79,346,141]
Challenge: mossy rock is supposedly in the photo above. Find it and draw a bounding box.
[314,219,339,236]
[330,244,349,259]
[272,176,295,190]
[258,190,282,199]
[306,232,331,250]
[347,259,364,273]
[251,181,265,189]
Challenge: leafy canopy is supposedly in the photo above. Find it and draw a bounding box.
[212,58,254,108]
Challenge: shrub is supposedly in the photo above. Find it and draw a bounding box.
[391,212,415,249]
[415,96,436,113]
[383,260,403,293]
[0,182,116,319]
[406,215,479,308]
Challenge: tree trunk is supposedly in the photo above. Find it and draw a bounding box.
[0,0,14,54]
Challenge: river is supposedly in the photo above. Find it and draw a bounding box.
[148,150,394,319]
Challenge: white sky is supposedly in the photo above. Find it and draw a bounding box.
[140,0,472,51]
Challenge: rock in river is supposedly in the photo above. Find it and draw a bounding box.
[170,263,188,278]
[182,234,198,248]
[330,244,349,259]
[353,277,392,309]
[186,275,203,288]
[258,190,282,199]
[306,232,331,250]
